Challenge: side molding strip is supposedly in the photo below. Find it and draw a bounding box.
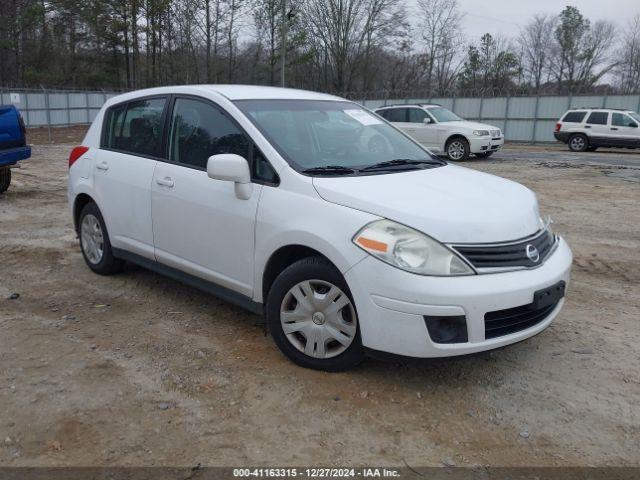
[113,248,264,315]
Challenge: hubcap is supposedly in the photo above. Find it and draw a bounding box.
[571,137,585,150]
[448,141,465,160]
[80,214,104,265]
[280,279,357,359]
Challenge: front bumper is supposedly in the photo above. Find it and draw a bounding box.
[468,135,504,154]
[344,237,572,358]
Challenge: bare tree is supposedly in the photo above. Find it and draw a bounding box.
[416,0,464,95]
[518,13,555,91]
[613,15,640,93]
[301,0,405,94]
[576,20,617,88]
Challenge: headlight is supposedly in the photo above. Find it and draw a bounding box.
[352,219,474,276]
[539,215,554,237]
[473,130,490,136]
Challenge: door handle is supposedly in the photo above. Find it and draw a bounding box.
[96,161,109,171]
[156,177,174,188]
[611,127,618,130]
[584,125,592,129]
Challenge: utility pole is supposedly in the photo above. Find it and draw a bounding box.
[280,0,287,87]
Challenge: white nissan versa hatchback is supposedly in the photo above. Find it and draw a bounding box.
[68,85,572,371]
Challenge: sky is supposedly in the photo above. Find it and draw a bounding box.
[427,0,640,41]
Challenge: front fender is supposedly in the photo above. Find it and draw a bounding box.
[253,183,379,303]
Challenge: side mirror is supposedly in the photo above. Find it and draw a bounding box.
[207,154,253,200]
[423,117,432,124]
[630,122,638,128]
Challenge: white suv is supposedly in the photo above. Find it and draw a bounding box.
[68,85,572,371]
[554,108,640,152]
[375,104,504,161]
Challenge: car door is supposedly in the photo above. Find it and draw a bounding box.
[584,111,610,146]
[610,112,640,147]
[384,107,409,132]
[94,96,167,259]
[151,96,264,297]
[406,107,438,148]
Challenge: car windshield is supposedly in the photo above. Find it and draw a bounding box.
[234,99,443,174]
[630,112,640,123]
[427,107,463,123]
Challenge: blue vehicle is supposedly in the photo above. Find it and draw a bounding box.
[0,105,31,193]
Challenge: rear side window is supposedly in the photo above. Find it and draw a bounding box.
[168,98,250,169]
[562,111,587,123]
[103,98,166,157]
[586,111,608,125]
[386,108,408,122]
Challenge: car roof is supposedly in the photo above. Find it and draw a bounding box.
[376,104,441,110]
[105,85,344,104]
[567,107,634,112]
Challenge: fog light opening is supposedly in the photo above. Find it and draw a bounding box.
[424,315,468,344]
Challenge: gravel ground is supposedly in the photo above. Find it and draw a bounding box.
[1,134,639,467]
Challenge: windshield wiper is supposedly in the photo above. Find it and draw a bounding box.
[302,165,356,175]
[359,158,442,172]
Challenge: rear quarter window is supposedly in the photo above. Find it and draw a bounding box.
[562,111,587,123]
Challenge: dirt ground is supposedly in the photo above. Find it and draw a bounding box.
[1,128,639,468]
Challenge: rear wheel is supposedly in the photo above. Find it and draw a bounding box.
[445,137,470,161]
[78,202,124,275]
[475,151,494,158]
[568,134,589,152]
[266,256,364,371]
[0,167,11,193]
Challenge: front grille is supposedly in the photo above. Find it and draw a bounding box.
[451,229,556,270]
[484,299,560,339]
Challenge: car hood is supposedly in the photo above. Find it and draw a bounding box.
[442,120,500,132]
[312,165,541,243]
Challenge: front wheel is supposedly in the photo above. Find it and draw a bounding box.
[0,167,11,193]
[568,134,589,152]
[445,137,470,161]
[266,257,364,371]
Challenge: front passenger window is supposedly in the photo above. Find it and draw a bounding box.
[612,113,636,127]
[169,98,250,169]
[408,108,429,123]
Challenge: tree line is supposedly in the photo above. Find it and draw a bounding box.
[1,0,639,96]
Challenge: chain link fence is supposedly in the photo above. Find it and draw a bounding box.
[3,86,640,143]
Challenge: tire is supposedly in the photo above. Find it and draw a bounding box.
[266,256,364,371]
[475,151,494,158]
[0,167,11,194]
[78,202,124,275]
[568,134,589,152]
[445,137,470,161]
